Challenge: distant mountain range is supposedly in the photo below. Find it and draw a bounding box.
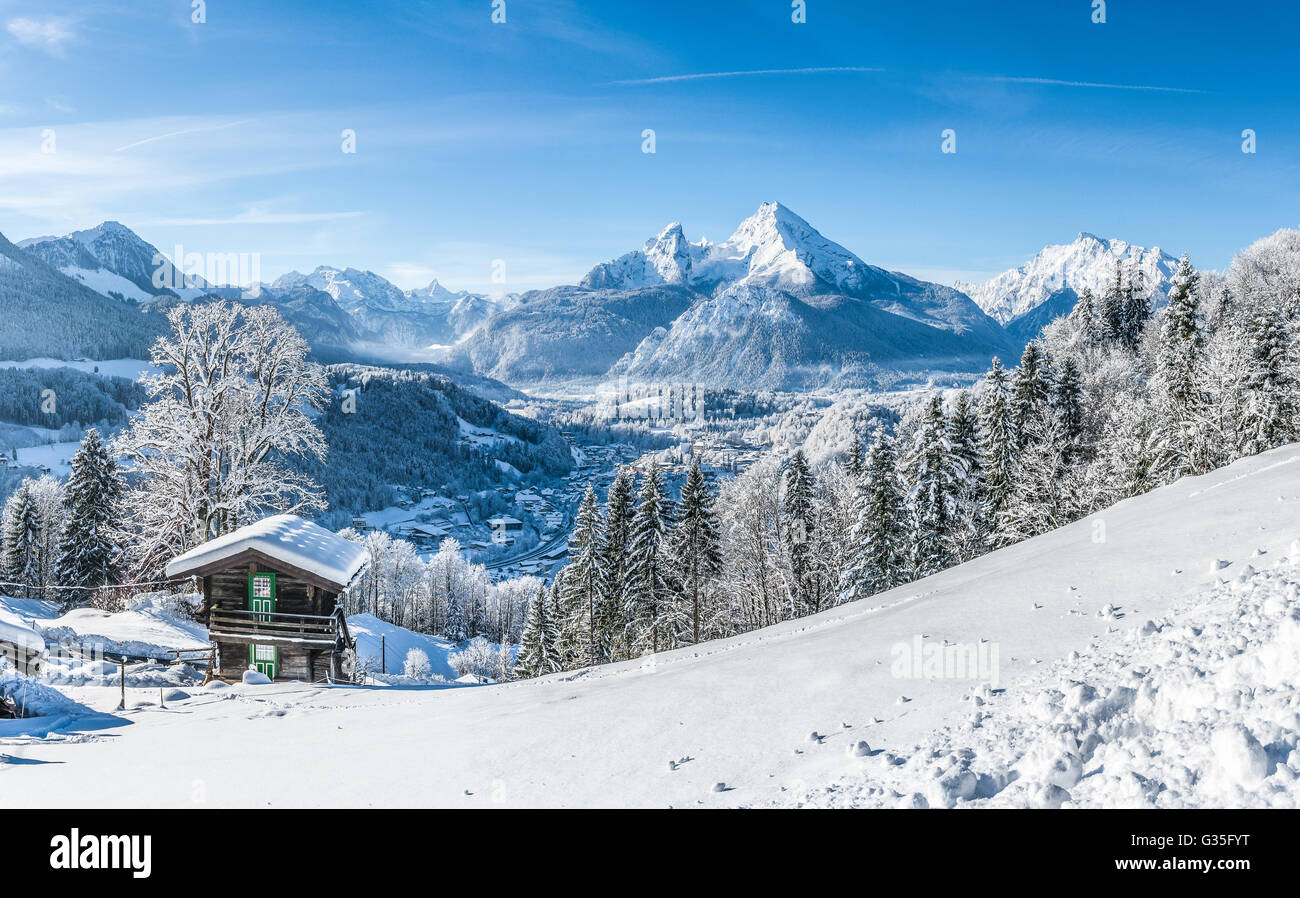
[451,202,1020,389]
[956,233,1178,343]
[2,209,1184,389]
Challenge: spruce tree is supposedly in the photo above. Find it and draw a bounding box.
[839,431,908,601]
[515,586,560,678]
[997,413,1078,544]
[1244,307,1294,453]
[1100,261,1126,344]
[2,483,40,599]
[1054,357,1085,454]
[623,462,675,655]
[845,433,864,479]
[1120,261,1151,349]
[782,450,818,616]
[1068,287,1099,343]
[948,391,988,561]
[978,358,1018,521]
[1011,342,1051,443]
[904,395,959,578]
[1155,254,1206,474]
[600,466,636,659]
[54,427,125,607]
[561,485,607,665]
[670,458,721,645]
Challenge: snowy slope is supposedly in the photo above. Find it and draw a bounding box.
[956,233,1179,339]
[6,445,1300,807]
[347,613,460,679]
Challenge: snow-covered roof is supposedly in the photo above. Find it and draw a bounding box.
[165,514,368,588]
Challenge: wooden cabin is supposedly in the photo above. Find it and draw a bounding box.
[165,514,368,683]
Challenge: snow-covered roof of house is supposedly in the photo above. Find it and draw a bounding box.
[165,514,368,589]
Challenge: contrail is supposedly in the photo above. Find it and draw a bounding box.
[609,66,886,86]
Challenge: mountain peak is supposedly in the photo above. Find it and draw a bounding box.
[958,234,1181,327]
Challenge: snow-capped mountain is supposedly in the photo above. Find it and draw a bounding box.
[0,228,164,360]
[268,267,501,349]
[274,265,413,314]
[21,221,212,302]
[956,233,1179,341]
[460,202,1013,388]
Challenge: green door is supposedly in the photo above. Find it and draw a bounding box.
[249,643,278,678]
[249,571,276,619]
[248,572,278,678]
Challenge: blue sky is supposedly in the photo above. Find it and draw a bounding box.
[0,0,1297,292]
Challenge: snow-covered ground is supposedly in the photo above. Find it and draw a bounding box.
[5,445,1300,807]
[13,440,80,476]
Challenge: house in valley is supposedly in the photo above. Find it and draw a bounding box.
[165,514,368,683]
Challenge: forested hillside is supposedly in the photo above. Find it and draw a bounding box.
[305,365,573,521]
[0,231,165,360]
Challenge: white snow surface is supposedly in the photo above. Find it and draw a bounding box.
[57,265,153,302]
[165,514,367,588]
[6,446,1300,807]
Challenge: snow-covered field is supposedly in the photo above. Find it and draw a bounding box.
[0,357,157,380]
[5,445,1300,808]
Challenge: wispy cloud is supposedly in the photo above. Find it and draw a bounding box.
[984,75,1208,95]
[609,66,886,86]
[139,210,366,227]
[7,16,77,57]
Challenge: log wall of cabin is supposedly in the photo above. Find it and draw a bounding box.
[215,640,333,682]
[206,567,339,616]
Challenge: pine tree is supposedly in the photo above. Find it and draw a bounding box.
[1068,287,1099,343]
[54,427,124,607]
[978,358,1017,521]
[623,462,675,655]
[1120,260,1151,349]
[600,466,636,659]
[845,432,864,479]
[670,458,721,645]
[1243,307,1294,453]
[560,485,607,665]
[947,390,988,561]
[1011,342,1051,443]
[904,395,960,578]
[1100,262,1126,344]
[997,413,1078,545]
[1054,357,1085,454]
[782,450,818,616]
[1155,254,1206,474]
[444,592,467,642]
[839,431,908,601]
[1,482,40,598]
[515,586,560,678]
